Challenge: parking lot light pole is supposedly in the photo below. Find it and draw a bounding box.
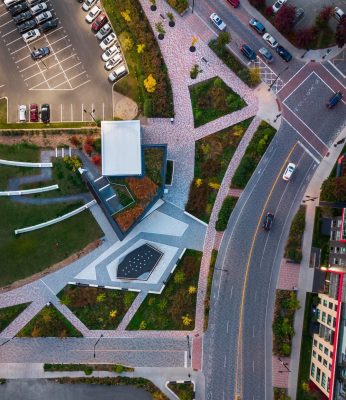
[84,108,96,123]
[268,66,288,92]
[93,333,103,358]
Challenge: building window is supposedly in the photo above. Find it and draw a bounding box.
[330,352,333,359]
[316,367,321,382]
[323,359,328,367]
[323,300,328,307]
[322,312,326,322]
[318,355,322,362]
[311,363,315,378]
[329,302,333,310]
[322,372,326,389]
[313,350,317,358]
[335,304,338,312]
[329,364,332,371]
[331,246,334,253]
[328,377,330,392]
[324,347,328,356]
[314,339,317,347]
[334,317,336,328]
[327,315,332,326]
[319,343,324,351]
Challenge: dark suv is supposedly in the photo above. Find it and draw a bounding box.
[276,45,292,62]
[9,1,28,16]
[40,104,50,123]
[40,19,58,33]
[263,213,274,231]
[240,44,256,61]
[327,91,343,109]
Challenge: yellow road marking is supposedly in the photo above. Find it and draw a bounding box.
[234,142,298,399]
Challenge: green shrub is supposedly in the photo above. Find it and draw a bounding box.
[215,196,238,231]
[113,364,124,374]
[143,98,153,117]
[284,206,305,263]
[165,0,188,14]
[83,366,93,375]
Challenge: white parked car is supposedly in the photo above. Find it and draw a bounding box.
[108,65,127,82]
[96,23,111,39]
[30,2,47,15]
[82,0,97,12]
[105,53,122,70]
[100,32,117,50]
[35,11,53,25]
[22,28,40,43]
[101,44,119,62]
[85,5,100,23]
[334,7,345,22]
[210,13,226,31]
[18,104,27,122]
[262,33,278,48]
[4,0,20,8]
[283,163,296,181]
[272,0,287,13]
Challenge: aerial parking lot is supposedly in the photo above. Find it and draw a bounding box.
[0,0,124,122]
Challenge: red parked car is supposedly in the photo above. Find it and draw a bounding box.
[91,13,107,32]
[29,104,39,122]
[226,0,239,7]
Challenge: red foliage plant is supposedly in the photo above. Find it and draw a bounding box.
[125,176,158,201]
[294,27,317,48]
[274,5,296,34]
[265,5,273,16]
[92,154,101,166]
[83,143,93,156]
[115,204,144,232]
[85,136,95,146]
[336,18,346,48]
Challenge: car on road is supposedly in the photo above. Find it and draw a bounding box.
[259,47,273,63]
[40,19,58,33]
[334,7,345,22]
[9,2,29,16]
[263,212,274,231]
[108,65,127,82]
[17,19,37,33]
[105,53,122,70]
[226,0,239,8]
[100,32,117,50]
[31,46,50,60]
[96,23,111,39]
[4,0,21,8]
[262,32,278,48]
[101,44,119,61]
[18,104,27,122]
[276,45,292,62]
[210,13,226,31]
[240,44,256,61]
[13,10,33,24]
[82,0,98,11]
[40,104,50,123]
[22,28,40,43]
[91,12,107,32]
[327,91,343,109]
[85,5,101,23]
[249,18,265,34]
[30,2,47,15]
[272,0,287,13]
[282,162,296,181]
[35,11,53,24]
[29,104,39,122]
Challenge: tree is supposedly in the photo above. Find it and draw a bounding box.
[294,27,316,48]
[249,67,261,86]
[216,31,231,47]
[120,9,131,22]
[274,5,296,34]
[321,176,346,202]
[315,6,333,29]
[144,74,157,93]
[336,18,346,48]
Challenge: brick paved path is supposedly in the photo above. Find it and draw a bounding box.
[276,259,300,291]
[272,356,290,388]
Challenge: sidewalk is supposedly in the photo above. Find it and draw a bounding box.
[288,124,346,399]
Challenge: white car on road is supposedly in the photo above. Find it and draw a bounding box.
[105,54,122,70]
[82,0,97,11]
[85,5,101,23]
[210,13,226,31]
[22,28,40,43]
[100,32,117,50]
[262,33,278,48]
[101,44,119,61]
[283,163,296,181]
[272,0,287,13]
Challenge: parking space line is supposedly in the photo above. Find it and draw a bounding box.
[6,36,22,46]
[47,34,68,46]
[0,19,13,28]
[45,26,63,38]
[68,79,91,90]
[24,69,46,81]
[68,71,87,82]
[10,44,29,55]
[15,54,32,63]
[27,43,52,89]
[19,63,38,73]
[60,104,63,122]
[0,12,9,19]
[2,27,17,38]
[42,44,72,61]
[81,104,84,121]
[46,54,78,70]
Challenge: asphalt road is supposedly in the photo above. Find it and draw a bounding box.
[203,120,319,400]
[0,379,152,400]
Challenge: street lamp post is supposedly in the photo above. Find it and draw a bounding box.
[301,48,310,59]
[278,357,291,372]
[83,108,96,123]
[268,66,289,92]
[192,0,195,13]
[93,334,103,358]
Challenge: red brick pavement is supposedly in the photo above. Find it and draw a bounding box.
[276,259,300,290]
[229,188,243,198]
[192,335,203,371]
[272,356,290,388]
[213,231,224,250]
[183,12,214,44]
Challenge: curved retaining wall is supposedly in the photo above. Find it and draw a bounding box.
[0,159,52,168]
[15,200,96,235]
[0,184,59,196]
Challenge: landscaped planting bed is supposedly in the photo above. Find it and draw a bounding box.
[102,0,173,117]
[274,388,291,400]
[127,249,202,330]
[284,206,306,263]
[57,285,137,330]
[231,121,276,189]
[272,290,300,356]
[168,382,194,400]
[189,77,246,128]
[204,249,217,331]
[312,207,336,267]
[0,143,103,287]
[44,363,134,374]
[165,0,188,14]
[0,303,30,333]
[215,196,238,231]
[17,304,82,337]
[186,119,252,223]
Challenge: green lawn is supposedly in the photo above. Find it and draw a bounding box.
[204,249,217,332]
[17,304,82,337]
[57,285,137,330]
[215,196,238,231]
[284,206,306,263]
[186,119,252,222]
[0,143,103,287]
[127,249,202,330]
[0,303,30,333]
[168,382,194,400]
[231,121,276,189]
[189,77,246,127]
[144,147,164,186]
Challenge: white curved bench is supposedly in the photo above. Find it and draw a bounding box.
[15,200,97,235]
[0,184,59,196]
[0,159,52,168]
